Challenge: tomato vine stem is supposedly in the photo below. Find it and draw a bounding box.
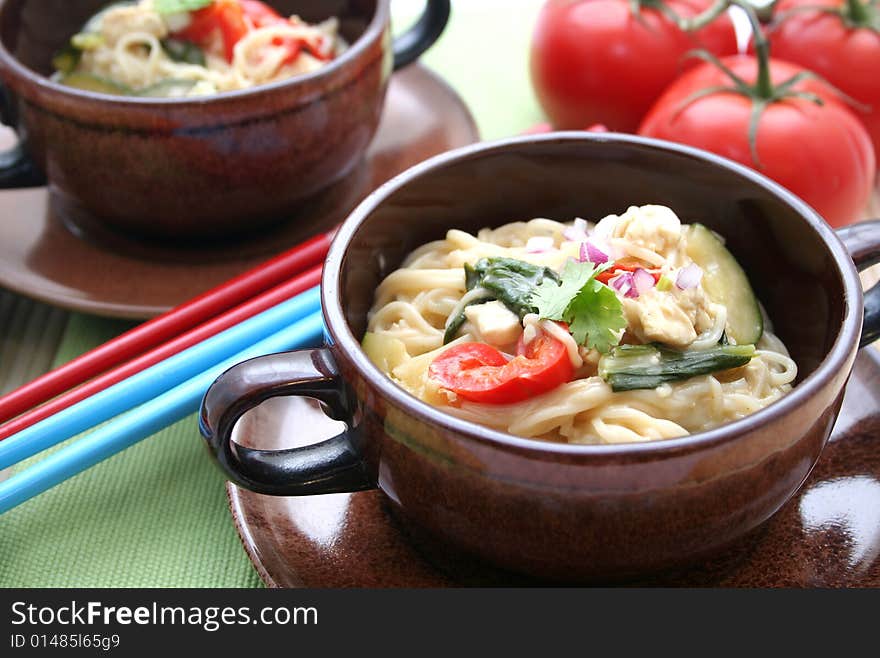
[845,0,874,25]
[679,0,729,30]
[628,0,686,26]
[770,0,879,32]
[670,0,845,167]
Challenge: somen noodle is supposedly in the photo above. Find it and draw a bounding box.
[363,205,797,445]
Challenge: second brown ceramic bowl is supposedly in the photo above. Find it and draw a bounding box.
[0,0,450,239]
[201,134,880,582]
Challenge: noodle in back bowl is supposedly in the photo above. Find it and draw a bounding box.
[0,0,450,239]
[200,134,880,582]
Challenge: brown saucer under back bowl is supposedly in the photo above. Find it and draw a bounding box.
[0,64,478,319]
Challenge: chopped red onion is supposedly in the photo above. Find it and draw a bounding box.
[609,272,638,298]
[676,264,703,290]
[525,236,554,253]
[578,239,609,264]
[633,268,656,296]
[563,218,589,242]
[586,240,609,264]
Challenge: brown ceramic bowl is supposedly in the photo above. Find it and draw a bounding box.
[0,0,450,239]
[200,133,880,582]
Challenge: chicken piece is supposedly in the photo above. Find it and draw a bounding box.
[674,285,715,335]
[100,6,168,46]
[613,205,683,259]
[623,290,698,348]
[464,301,523,348]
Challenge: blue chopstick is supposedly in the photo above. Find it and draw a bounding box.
[0,286,321,471]
[0,310,325,514]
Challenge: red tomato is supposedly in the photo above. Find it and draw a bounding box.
[529,0,738,132]
[638,55,876,227]
[176,1,249,62]
[764,0,880,159]
[521,122,609,134]
[429,334,574,405]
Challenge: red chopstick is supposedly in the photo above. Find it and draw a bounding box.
[0,230,334,426]
[0,264,323,441]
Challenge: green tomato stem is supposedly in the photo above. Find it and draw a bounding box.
[676,0,822,169]
[629,0,687,25]
[753,0,781,22]
[680,0,729,30]
[731,0,775,98]
[665,0,842,168]
[678,1,772,98]
[845,0,873,24]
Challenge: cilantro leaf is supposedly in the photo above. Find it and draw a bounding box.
[530,259,626,353]
[566,279,627,353]
[466,257,558,318]
[154,0,214,14]
[531,260,598,321]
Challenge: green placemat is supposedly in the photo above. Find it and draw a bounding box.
[0,0,545,588]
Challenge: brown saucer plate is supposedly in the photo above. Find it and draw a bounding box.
[227,346,880,588]
[0,64,479,320]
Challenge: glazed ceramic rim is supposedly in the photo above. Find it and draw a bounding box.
[323,132,865,457]
[0,0,388,105]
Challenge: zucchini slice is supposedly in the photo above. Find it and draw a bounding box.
[362,332,409,375]
[52,45,82,75]
[161,39,206,66]
[684,223,763,345]
[136,79,199,98]
[59,72,132,96]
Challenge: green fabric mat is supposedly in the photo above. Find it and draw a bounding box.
[0,1,545,588]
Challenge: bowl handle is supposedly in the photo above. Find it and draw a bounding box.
[837,219,880,347]
[0,84,46,189]
[199,348,375,496]
[392,0,451,70]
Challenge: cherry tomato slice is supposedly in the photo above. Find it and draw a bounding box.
[429,333,574,405]
[301,36,333,61]
[176,1,333,65]
[214,1,249,62]
[175,1,248,62]
[174,8,216,42]
[277,37,303,65]
[239,1,332,64]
